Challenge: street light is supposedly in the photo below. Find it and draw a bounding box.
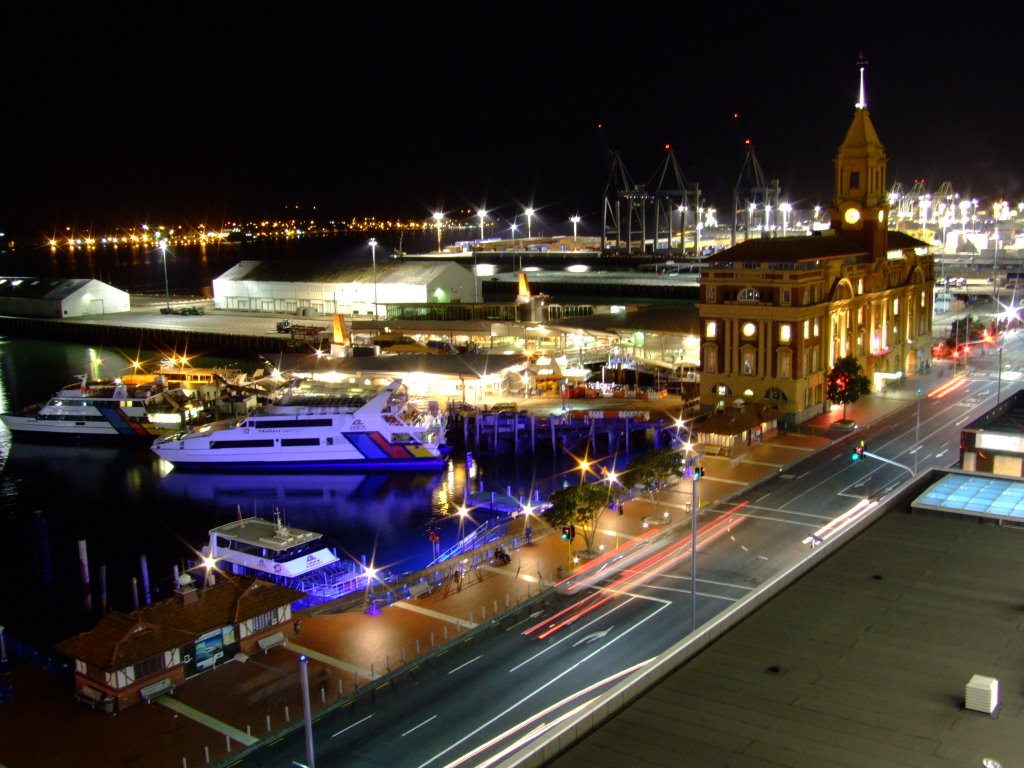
[433,211,444,252]
[682,440,702,633]
[369,238,378,324]
[477,209,487,242]
[159,241,170,310]
[510,220,519,271]
[779,202,792,237]
[524,207,534,240]
[570,215,581,250]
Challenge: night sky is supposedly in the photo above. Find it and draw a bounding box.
[3,4,1020,238]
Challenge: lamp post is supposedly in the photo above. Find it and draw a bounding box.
[779,202,792,237]
[477,209,487,242]
[524,207,534,240]
[682,441,702,634]
[299,655,316,768]
[433,211,444,252]
[510,221,519,272]
[369,238,378,324]
[570,215,581,250]
[159,241,170,311]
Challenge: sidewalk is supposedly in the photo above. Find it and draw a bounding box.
[0,371,937,768]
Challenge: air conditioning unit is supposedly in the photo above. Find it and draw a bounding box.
[965,674,999,714]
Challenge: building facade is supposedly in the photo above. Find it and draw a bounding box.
[698,96,935,425]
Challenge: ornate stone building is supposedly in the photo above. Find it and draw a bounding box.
[697,85,935,426]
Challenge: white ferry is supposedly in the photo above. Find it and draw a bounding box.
[0,375,205,439]
[151,378,448,471]
[203,512,367,607]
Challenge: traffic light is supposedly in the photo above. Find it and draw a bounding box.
[561,526,571,540]
[851,440,865,461]
[695,466,706,478]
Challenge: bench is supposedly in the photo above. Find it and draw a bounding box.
[139,677,175,704]
[257,630,287,654]
[407,581,432,599]
[75,685,111,710]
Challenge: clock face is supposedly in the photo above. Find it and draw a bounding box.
[844,207,862,225]
[877,210,885,224]
[742,322,756,338]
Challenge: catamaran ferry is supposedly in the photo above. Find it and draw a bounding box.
[151,378,448,471]
[0,375,205,439]
[203,512,368,608]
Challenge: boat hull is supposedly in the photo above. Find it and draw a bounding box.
[0,414,162,440]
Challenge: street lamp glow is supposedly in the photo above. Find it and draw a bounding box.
[570,215,581,250]
[477,209,487,242]
[524,207,535,240]
[779,202,792,236]
[432,211,444,252]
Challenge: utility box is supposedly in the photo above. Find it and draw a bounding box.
[965,674,999,714]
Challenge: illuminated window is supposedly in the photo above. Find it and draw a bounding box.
[857,278,863,294]
[778,350,792,379]
[779,324,792,343]
[705,320,717,338]
[781,289,790,305]
[893,298,899,314]
[706,286,717,302]
[742,322,756,338]
[813,319,819,337]
[738,288,761,302]
[803,320,810,339]
[703,345,718,374]
[742,348,756,375]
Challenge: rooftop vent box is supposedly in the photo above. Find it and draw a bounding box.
[965,674,999,714]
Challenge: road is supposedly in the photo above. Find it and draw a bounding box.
[238,333,1024,768]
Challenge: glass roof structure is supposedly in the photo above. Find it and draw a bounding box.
[913,470,1024,521]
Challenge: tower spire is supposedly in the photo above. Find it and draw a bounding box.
[855,53,867,110]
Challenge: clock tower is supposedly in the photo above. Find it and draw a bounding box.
[830,58,889,255]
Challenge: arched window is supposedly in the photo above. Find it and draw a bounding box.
[764,387,788,402]
[738,288,761,302]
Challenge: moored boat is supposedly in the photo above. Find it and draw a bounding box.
[203,512,368,608]
[0,374,205,440]
[151,378,448,471]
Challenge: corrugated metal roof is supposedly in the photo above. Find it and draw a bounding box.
[215,259,460,284]
[0,276,90,299]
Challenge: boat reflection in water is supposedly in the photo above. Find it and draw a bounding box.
[158,466,458,574]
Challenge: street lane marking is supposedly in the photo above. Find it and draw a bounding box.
[332,714,373,738]
[403,714,437,737]
[448,655,482,675]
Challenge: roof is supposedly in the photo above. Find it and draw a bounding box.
[0,276,105,300]
[696,401,780,437]
[548,306,699,336]
[703,229,929,265]
[277,352,530,380]
[214,259,465,285]
[551,476,1024,767]
[913,470,1024,521]
[55,575,304,670]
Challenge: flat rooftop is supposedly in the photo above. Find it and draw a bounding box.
[548,495,1024,768]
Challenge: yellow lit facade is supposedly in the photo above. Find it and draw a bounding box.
[698,98,935,426]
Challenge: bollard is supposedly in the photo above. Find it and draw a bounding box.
[266,714,271,733]
[386,654,391,671]
[494,599,499,615]
[443,625,448,641]
[401,646,406,663]
[320,687,326,704]
[246,725,251,737]
[182,758,187,768]
[416,639,421,656]
[205,745,210,764]
[226,735,231,753]
[338,679,344,697]
[506,593,510,609]
[430,632,435,648]
[468,611,473,624]
[285,705,290,722]
[371,662,375,680]
[354,672,359,689]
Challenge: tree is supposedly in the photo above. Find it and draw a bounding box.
[825,355,871,422]
[621,448,686,515]
[545,483,610,555]
[946,315,984,351]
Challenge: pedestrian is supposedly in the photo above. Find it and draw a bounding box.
[293,619,301,635]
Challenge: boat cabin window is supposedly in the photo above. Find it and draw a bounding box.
[246,418,334,429]
[282,438,320,447]
[211,439,275,449]
[392,432,417,444]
